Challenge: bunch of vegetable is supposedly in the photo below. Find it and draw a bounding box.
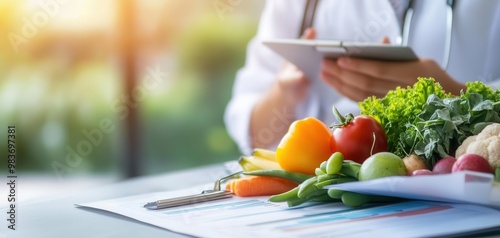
[360,78,500,168]
[228,78,500,209]
[270,152,357,206]
[269,152,396,207]
[231,108,393,207]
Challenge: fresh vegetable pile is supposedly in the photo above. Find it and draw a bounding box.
[228,78,500,208]
[360,78,500,167]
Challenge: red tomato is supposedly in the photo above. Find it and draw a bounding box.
[330,108,388,164]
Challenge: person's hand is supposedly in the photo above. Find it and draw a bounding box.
[275,28,316,106]
[320,47,466,102]
[249,28,317,149]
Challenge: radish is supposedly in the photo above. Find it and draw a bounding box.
[433,157,457,174]
[452,153,493,174]
[411,169,434,176]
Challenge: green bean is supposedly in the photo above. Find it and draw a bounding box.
[320,161,327,171]
[297,176,318,198]
[311,193,340,203]
[333,177,358,183]
[315,179,337,188]
[340,162,361,179]
[313,188,327,196]
[286,190,329,207]
[326,152,344,175]
[243,169,313,183]
[327,189,344,199]
[315,177,357,188]
[341,191,371,207]
[317,174,338,183]
[268,186,299,203]
[315,168,326,176]
[286,196,310,207]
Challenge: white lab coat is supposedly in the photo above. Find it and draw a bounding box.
[225,0,500,155]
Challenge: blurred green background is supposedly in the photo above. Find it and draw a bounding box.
[0,0,265,197]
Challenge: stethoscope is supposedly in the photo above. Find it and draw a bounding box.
[300,0,455,69]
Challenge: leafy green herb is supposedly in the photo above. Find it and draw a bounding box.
[403,93,500,167]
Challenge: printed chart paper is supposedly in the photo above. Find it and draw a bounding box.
[325,171,500,207]
[78,184,500,238]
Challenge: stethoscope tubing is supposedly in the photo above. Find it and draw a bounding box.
[301,0,455,69]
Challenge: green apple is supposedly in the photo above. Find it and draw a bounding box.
[359,152,407,181]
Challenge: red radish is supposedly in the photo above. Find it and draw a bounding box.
[433,157,457,174]
[452,153,493,174]
[411,169,434,176]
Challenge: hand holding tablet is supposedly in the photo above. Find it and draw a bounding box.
[263,39,418,79]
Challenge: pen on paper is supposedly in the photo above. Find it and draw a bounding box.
[144,190,233,210]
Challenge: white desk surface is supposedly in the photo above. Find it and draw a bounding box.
[1,163,225,238]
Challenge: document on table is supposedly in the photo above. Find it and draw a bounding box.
[78,184,500,238]
[326,171,500,208]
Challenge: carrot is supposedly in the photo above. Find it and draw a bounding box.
[226,176,298,197]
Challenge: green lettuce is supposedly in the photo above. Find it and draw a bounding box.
[359,78,452,157]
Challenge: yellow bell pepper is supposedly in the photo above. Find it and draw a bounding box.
[276,117,333,175]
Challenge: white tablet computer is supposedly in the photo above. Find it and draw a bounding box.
[263,39,418,79]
